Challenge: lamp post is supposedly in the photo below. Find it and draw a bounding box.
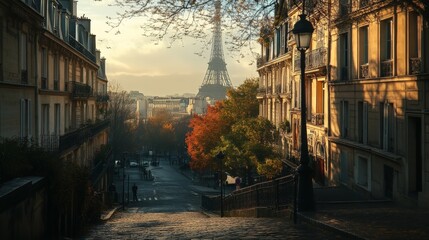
[122,151,128,210]
[216,151,225,217]
[292,0,315,212]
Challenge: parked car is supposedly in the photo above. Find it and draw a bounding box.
[129,161,138,167]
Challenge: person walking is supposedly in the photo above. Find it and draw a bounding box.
[132,183,138,202]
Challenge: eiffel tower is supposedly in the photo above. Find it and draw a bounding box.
[197,0,233,101]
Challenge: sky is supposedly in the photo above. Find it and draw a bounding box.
[78,0,258,97]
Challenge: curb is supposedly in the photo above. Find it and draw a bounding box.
[298,212,366,240]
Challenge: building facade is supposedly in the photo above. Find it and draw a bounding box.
[257,0,428,207]
[0,0,112,233]
[257,0,330,186]
[329,0,429,207]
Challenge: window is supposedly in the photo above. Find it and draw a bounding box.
[380,102,394,152]
[359,26,369,78]
[64,58,69,91]
[409,12,422,74]
[65,103,70,131]
[54,104,60,135]
[357,101,368,144]
[276,28,281,57]
[41,104,49,135]
[339,33,349,80]
[356,156,370,189]
[20,33,28,83]
[41,48,48,89]
[380,18,393,77]
[340,100,349,138]
[54,54,59,90]
[20,99,31,139]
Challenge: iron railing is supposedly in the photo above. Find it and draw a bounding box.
[68,36,96,63]
[360,64,369,78]
[70,81,92,99]
[96,94,109,102]
[410,57,422,74]
[381,60,393,77]
[294,47,327,72]
[310,113,324,125]
[40,134,59,152]
[202,174,295,213]
[58,119,110,152]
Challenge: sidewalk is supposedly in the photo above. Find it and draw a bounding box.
[298,186,429,240]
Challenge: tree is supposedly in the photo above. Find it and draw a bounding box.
[108,82,136,158]
[186,101,227,171]
[185,78,282,183]
[104,0,427,57]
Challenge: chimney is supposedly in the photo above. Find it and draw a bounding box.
[73,1,78,17]
[100,57,106,79]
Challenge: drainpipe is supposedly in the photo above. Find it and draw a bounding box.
[34,31,40,144]
[326,0,332,182]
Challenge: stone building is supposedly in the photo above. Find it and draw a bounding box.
[257,0,330,186]
[329,0,429,207]
[0,0,112,234]
[257,0,428,207]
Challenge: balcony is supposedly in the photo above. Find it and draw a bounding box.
[40,134,59,152]
[410,57,422,74]
[310,113,324,126]
[294,47,327,72]
[381,60,393,77]
[96,94,110,102]
[68,36,96,63]
[257,87,266,98]
[59,119,110,152]
[360,63,369,78]
[70,81,92,99]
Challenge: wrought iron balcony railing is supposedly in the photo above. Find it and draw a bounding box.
[410,57,422,74]
[96,94,109,102]
[360,63,369,78]
[70,81,92,99]
[294,47,327,72]
[310,113,324,126]
[381,59,393,77]
[40,134,59,152]
[68,36,96,63]
[38,120,111,153]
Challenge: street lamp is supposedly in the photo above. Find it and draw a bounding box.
[216,151,225,217]
[122,151,128,210]
[292,0,315,212]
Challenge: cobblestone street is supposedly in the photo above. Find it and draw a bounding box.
[85,211,341,239]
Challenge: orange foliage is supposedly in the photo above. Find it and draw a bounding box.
[185,102,226,171]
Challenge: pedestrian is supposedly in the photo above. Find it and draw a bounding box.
[132,183,138,202]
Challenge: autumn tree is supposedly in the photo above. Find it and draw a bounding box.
[185,78,282,183]
[186,101,227,171]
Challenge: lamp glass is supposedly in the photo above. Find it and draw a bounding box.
[294,32,311,50]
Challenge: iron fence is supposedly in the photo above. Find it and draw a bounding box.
[201,174,296,213]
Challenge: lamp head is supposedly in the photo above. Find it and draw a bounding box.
[292,14,314,51]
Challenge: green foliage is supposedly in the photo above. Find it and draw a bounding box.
[185,77,283,182]
[257,158,284,180]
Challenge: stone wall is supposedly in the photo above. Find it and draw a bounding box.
[0,177,47,240]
